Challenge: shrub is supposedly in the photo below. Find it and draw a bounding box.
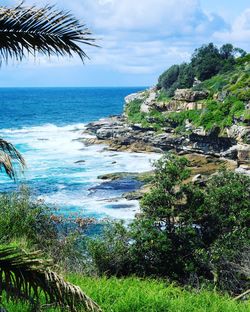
[88,155,250,293]
[165,97,246,131]
[0,188,86,272]
[125,99,147,125]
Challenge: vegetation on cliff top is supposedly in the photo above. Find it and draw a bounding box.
[157,43,246,97]
[126,43,249,133]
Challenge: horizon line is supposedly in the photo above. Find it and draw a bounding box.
[0,86,149,89]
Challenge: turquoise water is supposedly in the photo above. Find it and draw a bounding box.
[0,88,159,220]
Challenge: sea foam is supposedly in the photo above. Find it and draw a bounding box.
[0,123,160,220]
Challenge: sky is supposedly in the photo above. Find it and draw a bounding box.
[1,0,250,87]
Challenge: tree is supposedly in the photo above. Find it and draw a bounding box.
[88,155,250,293]
[220,43,234,60]
[0,3,101,311]
[196,170,250,291]
[0,139,25,179]
[158,65,179,90]
[158,63,195,96]
[0,3,96,63]
[191,43,223,80]
[176,63,195,89]
[130,155,201,279]
[0,246,101,311]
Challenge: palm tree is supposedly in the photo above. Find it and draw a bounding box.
[0,138,25,179]
[0,246,101,312]
[0,2,96,63]
[0,3,101,311]
[0,1,97,179]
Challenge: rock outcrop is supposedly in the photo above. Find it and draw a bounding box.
[84,116,242,160]
[83,87,249,175]
[173,89,209,102]
[162,88,209,112]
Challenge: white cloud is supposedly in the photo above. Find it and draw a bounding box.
[214,8,250,46]
[61,0,228,74]
[4,0,233,76]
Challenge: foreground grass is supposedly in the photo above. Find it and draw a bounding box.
[2,276,249,312]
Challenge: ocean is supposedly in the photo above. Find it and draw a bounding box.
[0,87,159,220]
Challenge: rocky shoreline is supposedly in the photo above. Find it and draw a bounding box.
[81,115,248,173]
[79,85,249,178]
[74,88,250,211]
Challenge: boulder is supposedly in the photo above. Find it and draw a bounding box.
[237,145,250,164]
[173,89,208,102]
[140,87,158,113]
[125,91,146,104]
[192,174,202,183]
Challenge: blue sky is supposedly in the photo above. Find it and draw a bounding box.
[1,0,250,87]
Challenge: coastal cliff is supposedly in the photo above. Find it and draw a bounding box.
[83,50,250,177]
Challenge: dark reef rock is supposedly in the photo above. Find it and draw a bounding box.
[84,113,248,165]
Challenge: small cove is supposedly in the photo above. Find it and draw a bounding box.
[0,87,160,220]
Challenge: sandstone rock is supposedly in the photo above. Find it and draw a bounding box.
[237,145,250,164]
[140,102,150,113]
[123,190,144,200]
[84,108,247,166]
[213,90,229,102]
[192,174,202,183]
[220,146,238,159]
[140,87,158,113]
[173,89,208,102]
[189,133,237,158]
[226,125,250,143]
[125,91,146,104]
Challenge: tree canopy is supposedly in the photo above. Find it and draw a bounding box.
[157,43,247,96]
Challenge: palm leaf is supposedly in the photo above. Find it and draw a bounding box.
[0,3,97,63]
[0,246,102,311]
[0,139,25,179]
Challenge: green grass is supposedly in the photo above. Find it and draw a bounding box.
[125,100,167,130]
[156,89,171,102]
[2,276,249,312]
[126,60,249,133]
[194,60,250,102]
[165,96,246,131]
[125,99,147,125]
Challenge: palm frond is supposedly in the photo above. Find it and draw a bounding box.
[0,246,102,311]
[0,3,97,63]
[0,139,25,179]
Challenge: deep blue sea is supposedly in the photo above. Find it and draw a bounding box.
[0,88,159,220]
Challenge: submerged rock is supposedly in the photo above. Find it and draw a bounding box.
[74,160,86,164]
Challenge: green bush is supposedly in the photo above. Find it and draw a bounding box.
[0,189,86,272]
[0,188,56,247]
[88,155,250,293]
[157,43,247,98]
[125,99,148,125]
[165,97,246,131]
